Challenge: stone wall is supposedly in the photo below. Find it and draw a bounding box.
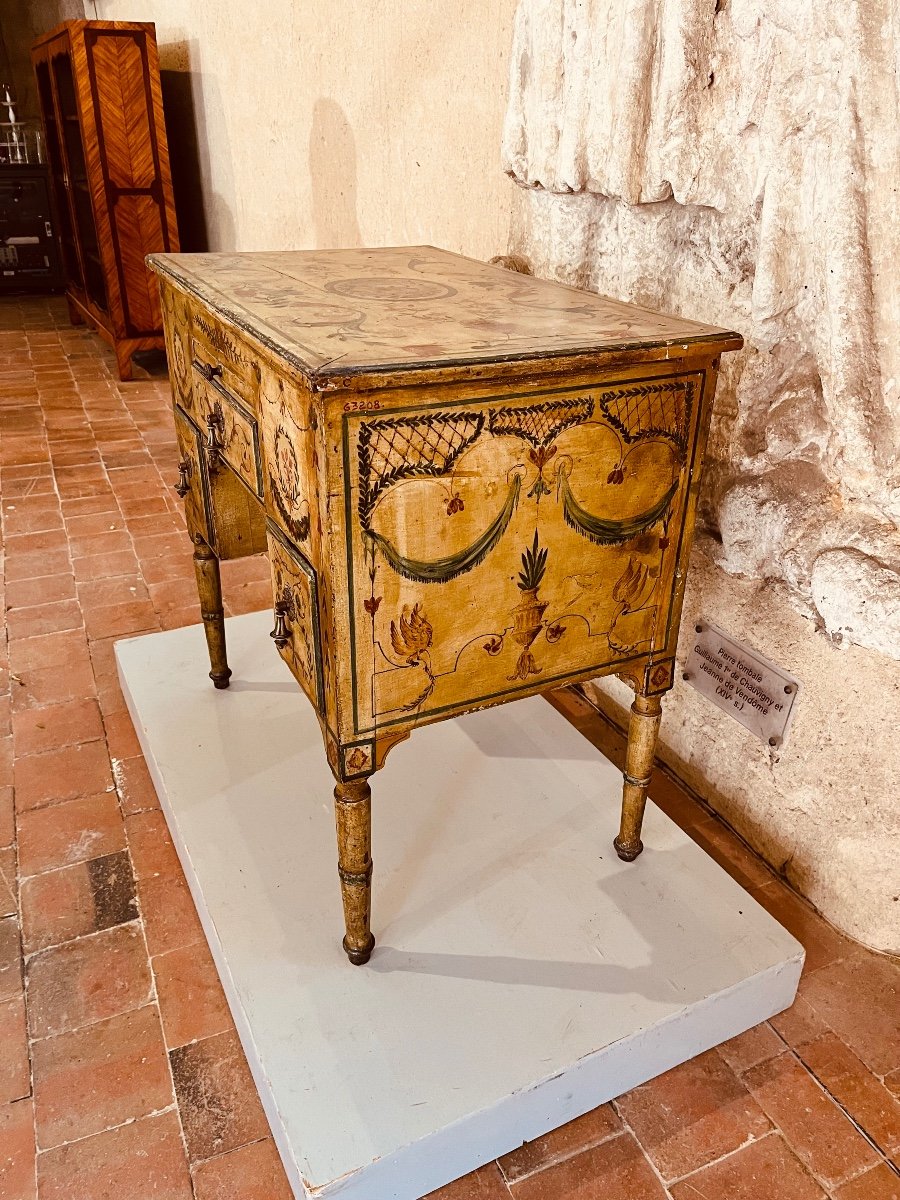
[503,0,900,950]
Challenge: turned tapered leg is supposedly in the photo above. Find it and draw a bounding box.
[334,779,375,965]
[614,692,663,861]
[192,534,231,689]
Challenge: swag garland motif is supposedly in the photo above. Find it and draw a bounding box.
[557,471,679,549]
[357,396,683,585]
[363,465,676,585]
[363,473,523,585]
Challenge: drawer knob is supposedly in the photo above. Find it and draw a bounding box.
[270,597,292,650]
[174,458,192,498]
[194,358,223,383]
[205,402,225,471]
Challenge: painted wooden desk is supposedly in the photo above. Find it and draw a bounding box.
[149,247,742,965]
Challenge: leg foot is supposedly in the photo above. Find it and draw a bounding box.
[192,535,231,688]
[342,933,376,966]
[615,692,662,862]
[334,779,374,965]
[614,835,643,862]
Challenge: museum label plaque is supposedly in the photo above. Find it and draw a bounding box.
[683,621,800,747]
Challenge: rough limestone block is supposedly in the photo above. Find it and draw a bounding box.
[501,0,900,949]
[501,0,900,657]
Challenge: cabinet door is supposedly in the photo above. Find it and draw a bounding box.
[79,25,177,336]
[49,45,107,312]
[33,43,84,293]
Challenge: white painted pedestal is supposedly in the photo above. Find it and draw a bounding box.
[116,612,803,1200]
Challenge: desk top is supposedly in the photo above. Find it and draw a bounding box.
[149,245,742,384]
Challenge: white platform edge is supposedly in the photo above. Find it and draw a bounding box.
[311,960,803,1200]
[116,616,804,1200]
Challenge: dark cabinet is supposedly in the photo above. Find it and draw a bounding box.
[0,165,64,292]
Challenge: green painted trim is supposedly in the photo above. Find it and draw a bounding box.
[343,415,360,734]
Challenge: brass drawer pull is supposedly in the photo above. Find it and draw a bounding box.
[193,358,223,383]
[205,401,225,471]
[270,595,292,649]
[174,457,192,498]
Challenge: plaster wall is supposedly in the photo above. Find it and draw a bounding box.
[94,0,519,259]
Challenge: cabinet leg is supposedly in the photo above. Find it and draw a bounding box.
[614,692,663,861]
[115,342,133,382]
[192,535,231,689]
[66,295,84,326]
[333,779,375,965]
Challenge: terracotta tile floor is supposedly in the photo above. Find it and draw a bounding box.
[0,294,898,1200]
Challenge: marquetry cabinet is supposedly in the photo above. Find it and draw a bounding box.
[32,20,179,380]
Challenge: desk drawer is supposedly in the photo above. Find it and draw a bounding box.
[192,365,264,498]
[173,406,210,544]
[173,399,267,561]
[190,309,261,410]
[267,524,323,714]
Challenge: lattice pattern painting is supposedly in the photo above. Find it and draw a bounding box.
[358,411,485,524]
[488,396,594,448]
[597,381,694,454]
